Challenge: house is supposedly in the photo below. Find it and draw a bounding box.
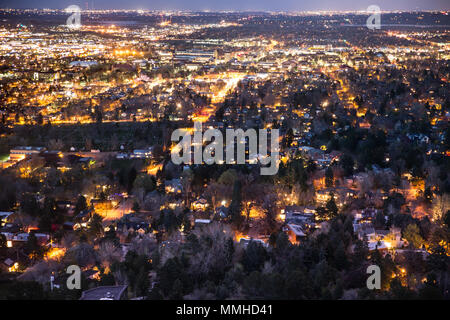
[355,225,376,242]
[80,285,128,300]
[282,205,317,240]
[3,231,49,247]
[74,208,94,226]
[117,214,150,233]
[316,187,357,207]
[215,205,229,218]
[362,207,378,218]
[131,147,153,159]
[286,223,307,244]
[314,151,342,168]
[116,153,128,159]
[84,269,101,280]
[165,179,182,194]
[192,197,209,211]
[0,223,21,234]
[91,199,114,212]
[356,225,403,251]
[284,205,316,225]
[24,232,49,245]
[1,258,17,273]
[9,146,44,161]
[78,157,94,167]
[0,232,14,247]
[352,208,378,225]
[316,189,335,205]
[194,219,211,227]
[407,133,429,144]
[63,221,76,231]
[56,201,72,211]
[0,212,13,227]
[297,146,341,168]
[13,233,29,242]
[239,238,268,248]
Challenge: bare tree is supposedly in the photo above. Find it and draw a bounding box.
[432,194,450,221]
[98,241,122,269]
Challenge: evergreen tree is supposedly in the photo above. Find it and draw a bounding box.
[325,167,334,187]
[229,180,243,229]
[325,194,338,219]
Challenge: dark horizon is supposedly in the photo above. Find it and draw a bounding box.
[1,0,449,12]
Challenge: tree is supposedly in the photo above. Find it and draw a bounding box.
[325,194,338,219]
[48,139,64,151]
[443,210,450,229]
[111,250,151,298]
[403,224,424,249]
[262,194,279,235]
[325,167,334,188]
[218,169,238,185]
[426,245,448,272]
[95,107,103,124]
[88,213,104,239]
[283,128,294,149]
[3,281,46,300]
[135,266,150,297]
[36,113,44,125]
[340,154,354,177]
[25,233,44,261]
[229,180,243,229]
[127,167,138,192]
[74,195,88,215]
[224,237,235,265]
[64,242,97,268]
[98,241,122,269]
[419,273,443,300]
[0,176,17,211]
[185,224,235,283]
[273,232,291,256]
[158,209,181,234]
[333,242,348,270]
[352,238,369,266]
[20,194,40,217]
[133,175,155,194]
[132,201,140,213]
[158,257,187,298]
[432,194,449,221]
[181,169,193,207]
[102,226,120,247]
[388,278,417,299]
[424,186,433,204]
[0,233,6,257]
[241,241,268,273]
[169,279,184,299]
[374,211,386,229]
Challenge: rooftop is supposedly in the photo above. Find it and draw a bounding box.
[80,285,128,300]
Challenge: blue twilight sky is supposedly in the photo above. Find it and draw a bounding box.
[0,0,449,11]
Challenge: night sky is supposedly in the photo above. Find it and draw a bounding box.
[1,0,449,11]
